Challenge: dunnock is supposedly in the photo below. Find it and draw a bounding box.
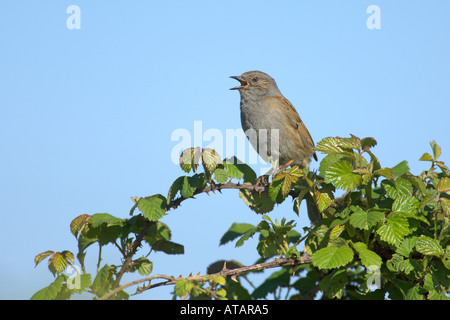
[230,70,321,225]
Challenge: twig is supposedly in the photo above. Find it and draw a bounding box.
[110,180,307,297]
[100,254,311,300]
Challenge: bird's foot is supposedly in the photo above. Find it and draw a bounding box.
[254,175,270,194]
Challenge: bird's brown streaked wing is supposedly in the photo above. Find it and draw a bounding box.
[267,96,318,160]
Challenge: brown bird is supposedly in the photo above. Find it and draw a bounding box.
[230,70,321,224]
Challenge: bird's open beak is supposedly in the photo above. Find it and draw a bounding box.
[229,76,249,90]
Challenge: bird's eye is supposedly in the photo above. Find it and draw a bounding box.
[252,77,258,82]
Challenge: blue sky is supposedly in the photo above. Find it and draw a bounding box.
[0,1,449,299]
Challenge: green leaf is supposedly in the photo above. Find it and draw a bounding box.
[437,177,450,194]
[219,223,255,246]
[374,168,394,180]
[136,257,153,276]
[167,176,184,203]
[137,194,167,221]
[251,268,290,299]
[382,178,413,198]
[92,264,114,297]
[314,189,333,212]
[416,236,444,256]
[179,147,201,173]
[48,252,72,276]
[406,285,424,300]
[440,197,450,215]
[376,213,411,245]
[349,209,385,230]
[325,161,362,191]
[151,240,184,255]
[180,176,197,198]
[419,153,433,162]
[31,275,65,300]
[352,242,382,269]
[395,236,418,257]
[70,214,91,238]
[235,221,270,247]
[319,154,345,176]
[319,268,348,299]
[430,141,441,160]
[316,137,348,154]
[392,195,420,214]
[239,189,275,214]
[34,250,54,267]
[144,221,172,245]
[392,160,409,179]
[213,168,229,183]
[201,148,222,172]
[223,157,257,183]
[174,279,194,297]
[361,137,377,150]
[268,178,285,204]
[89,213,123,228]
[311,245,354,270]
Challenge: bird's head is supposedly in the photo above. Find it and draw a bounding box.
[230,71,280,97]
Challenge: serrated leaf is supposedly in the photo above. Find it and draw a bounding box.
[330,225,345,241]
[219,223,255,246]
[167,176,184,203]
[437,177,450,194]
[213,168,229,183]
[311,245,354,270]
[202,148,222,172]
[314,189,333,212]
[137,258,153,276]
[239,189,275,214]
[89,213,123,228]
[392,160,409,179]
[361,137,377,149]
[319,154,345,176]
[382,178,413,199]
[31,275,65,300]
[180,176,197,198]
[315,137,347,154]
[137,195,166,221]
[340,136,361,150]
[48,252,70,276]
[416,236,444,256]
[349,209,385,230]
[213,275,227,286]
[175,279,194,297]
[251,269,290,299]
[268,178,285,204]
[376,213,411,245]
[419,153,433,162]
[374,168,394,180]
[440,197,450,215]
[352,242,382,268]
[92,264,114,297]
[179,147,201,173]
[152,240,184,255]
[34,250,54,267]
[70,214,91,238]
[430,141,441,160]
[235,220,270,248]
[325,161,362,191]
[319,268,348,299]
[396,236,418,257]
[223,157,257,183]
[392,195,420,214]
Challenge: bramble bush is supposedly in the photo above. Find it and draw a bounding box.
[32,135,449,300]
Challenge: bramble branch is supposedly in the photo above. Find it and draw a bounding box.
[100,254,311,300]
